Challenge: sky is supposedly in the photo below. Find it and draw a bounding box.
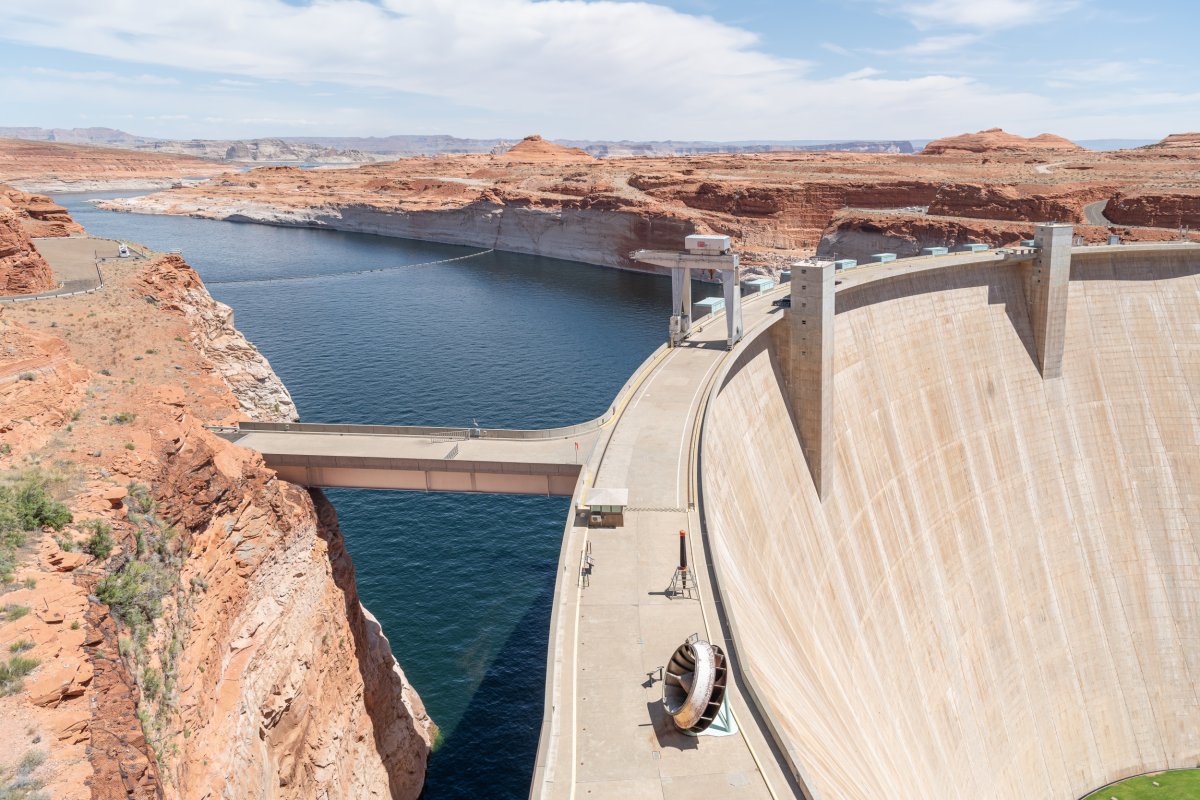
[0,0,1194,142]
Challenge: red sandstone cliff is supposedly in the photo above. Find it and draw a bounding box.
[1103,188,1200,228]
[927,183,1106,223]
[0,213,433,797]
[1141,132,1200,150]
[0,206,56,293]
[1,185,84,237]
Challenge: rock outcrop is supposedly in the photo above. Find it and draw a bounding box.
[1104,188,1200,228]
[135,254,298,422]
[1,185,84,237]
[147,394,432,799]
[1141,132,1200,150]
[0,206,56,293]
[926,182,1104,223]
[922,127,1083,155]
[498,134,594,162]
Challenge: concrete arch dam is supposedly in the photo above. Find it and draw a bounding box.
[701,245,1199,799]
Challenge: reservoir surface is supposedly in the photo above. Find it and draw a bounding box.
[57,193,693,797]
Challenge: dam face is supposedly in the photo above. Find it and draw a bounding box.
[702,250,1199,799]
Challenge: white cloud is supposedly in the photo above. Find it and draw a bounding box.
[889,0,1078,30]
[0,0,1048,139]
[893,34,982,56]
[820,42,853,57]
[23,66,178,85]
[1048,61,1144,87]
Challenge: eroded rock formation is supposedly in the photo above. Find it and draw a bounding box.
[1104,188,1200,228]
[926,182,1104,223]
[0,205,433,797]
[497,134,594,162]
[0,206,56,293]
[1142,132,1200,150]
[921,127,1083,155]
[0,185,84,237]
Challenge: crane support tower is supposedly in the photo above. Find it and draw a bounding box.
[633,235,744,349]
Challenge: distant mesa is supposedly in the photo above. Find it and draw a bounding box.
[922,127,1083,155]
[1140,132,1200,149]
[497,134,595,162]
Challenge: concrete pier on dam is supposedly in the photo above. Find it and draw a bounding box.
[222,232,1199,799]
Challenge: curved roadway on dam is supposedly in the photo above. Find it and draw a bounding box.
[531,280,802,799]
[701,243,1200,800]
[530,247,1065,799]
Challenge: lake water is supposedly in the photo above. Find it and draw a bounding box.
[57,193,705,797]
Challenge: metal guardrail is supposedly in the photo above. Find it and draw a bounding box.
[232,340,671,443]
[0,257,104,304]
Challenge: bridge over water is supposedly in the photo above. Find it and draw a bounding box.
[223,421,598,496]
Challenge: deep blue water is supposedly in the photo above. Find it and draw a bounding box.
[56,193,694,797]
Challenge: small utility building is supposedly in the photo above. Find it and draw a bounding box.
[581,488,628,528]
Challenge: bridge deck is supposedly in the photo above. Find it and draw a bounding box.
[230,428,597,496]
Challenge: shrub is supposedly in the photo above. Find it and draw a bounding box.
[17,749,45,774]
[0,655,39,695]
[8,640,33,654]
[17,373,35,382]
[83,521,114,560]
[141,667,161,702]
[3,748,48,799]
[0,476,71,542]
[96,561,172,627]
[1,605,30,622]
[127,483,154,515]
[110,412,136,425]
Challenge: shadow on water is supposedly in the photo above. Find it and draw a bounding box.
[421,576,557,799]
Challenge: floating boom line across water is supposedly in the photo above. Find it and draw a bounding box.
[205,247,495,286]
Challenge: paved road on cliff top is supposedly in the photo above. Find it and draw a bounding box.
[1084,200,1115,226]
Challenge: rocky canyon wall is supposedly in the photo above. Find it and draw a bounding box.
[926,183,1104,223]
[0,206,56,294]
[0,243,433,797]
[1104,189,1200,228]
[116,195,697,272]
